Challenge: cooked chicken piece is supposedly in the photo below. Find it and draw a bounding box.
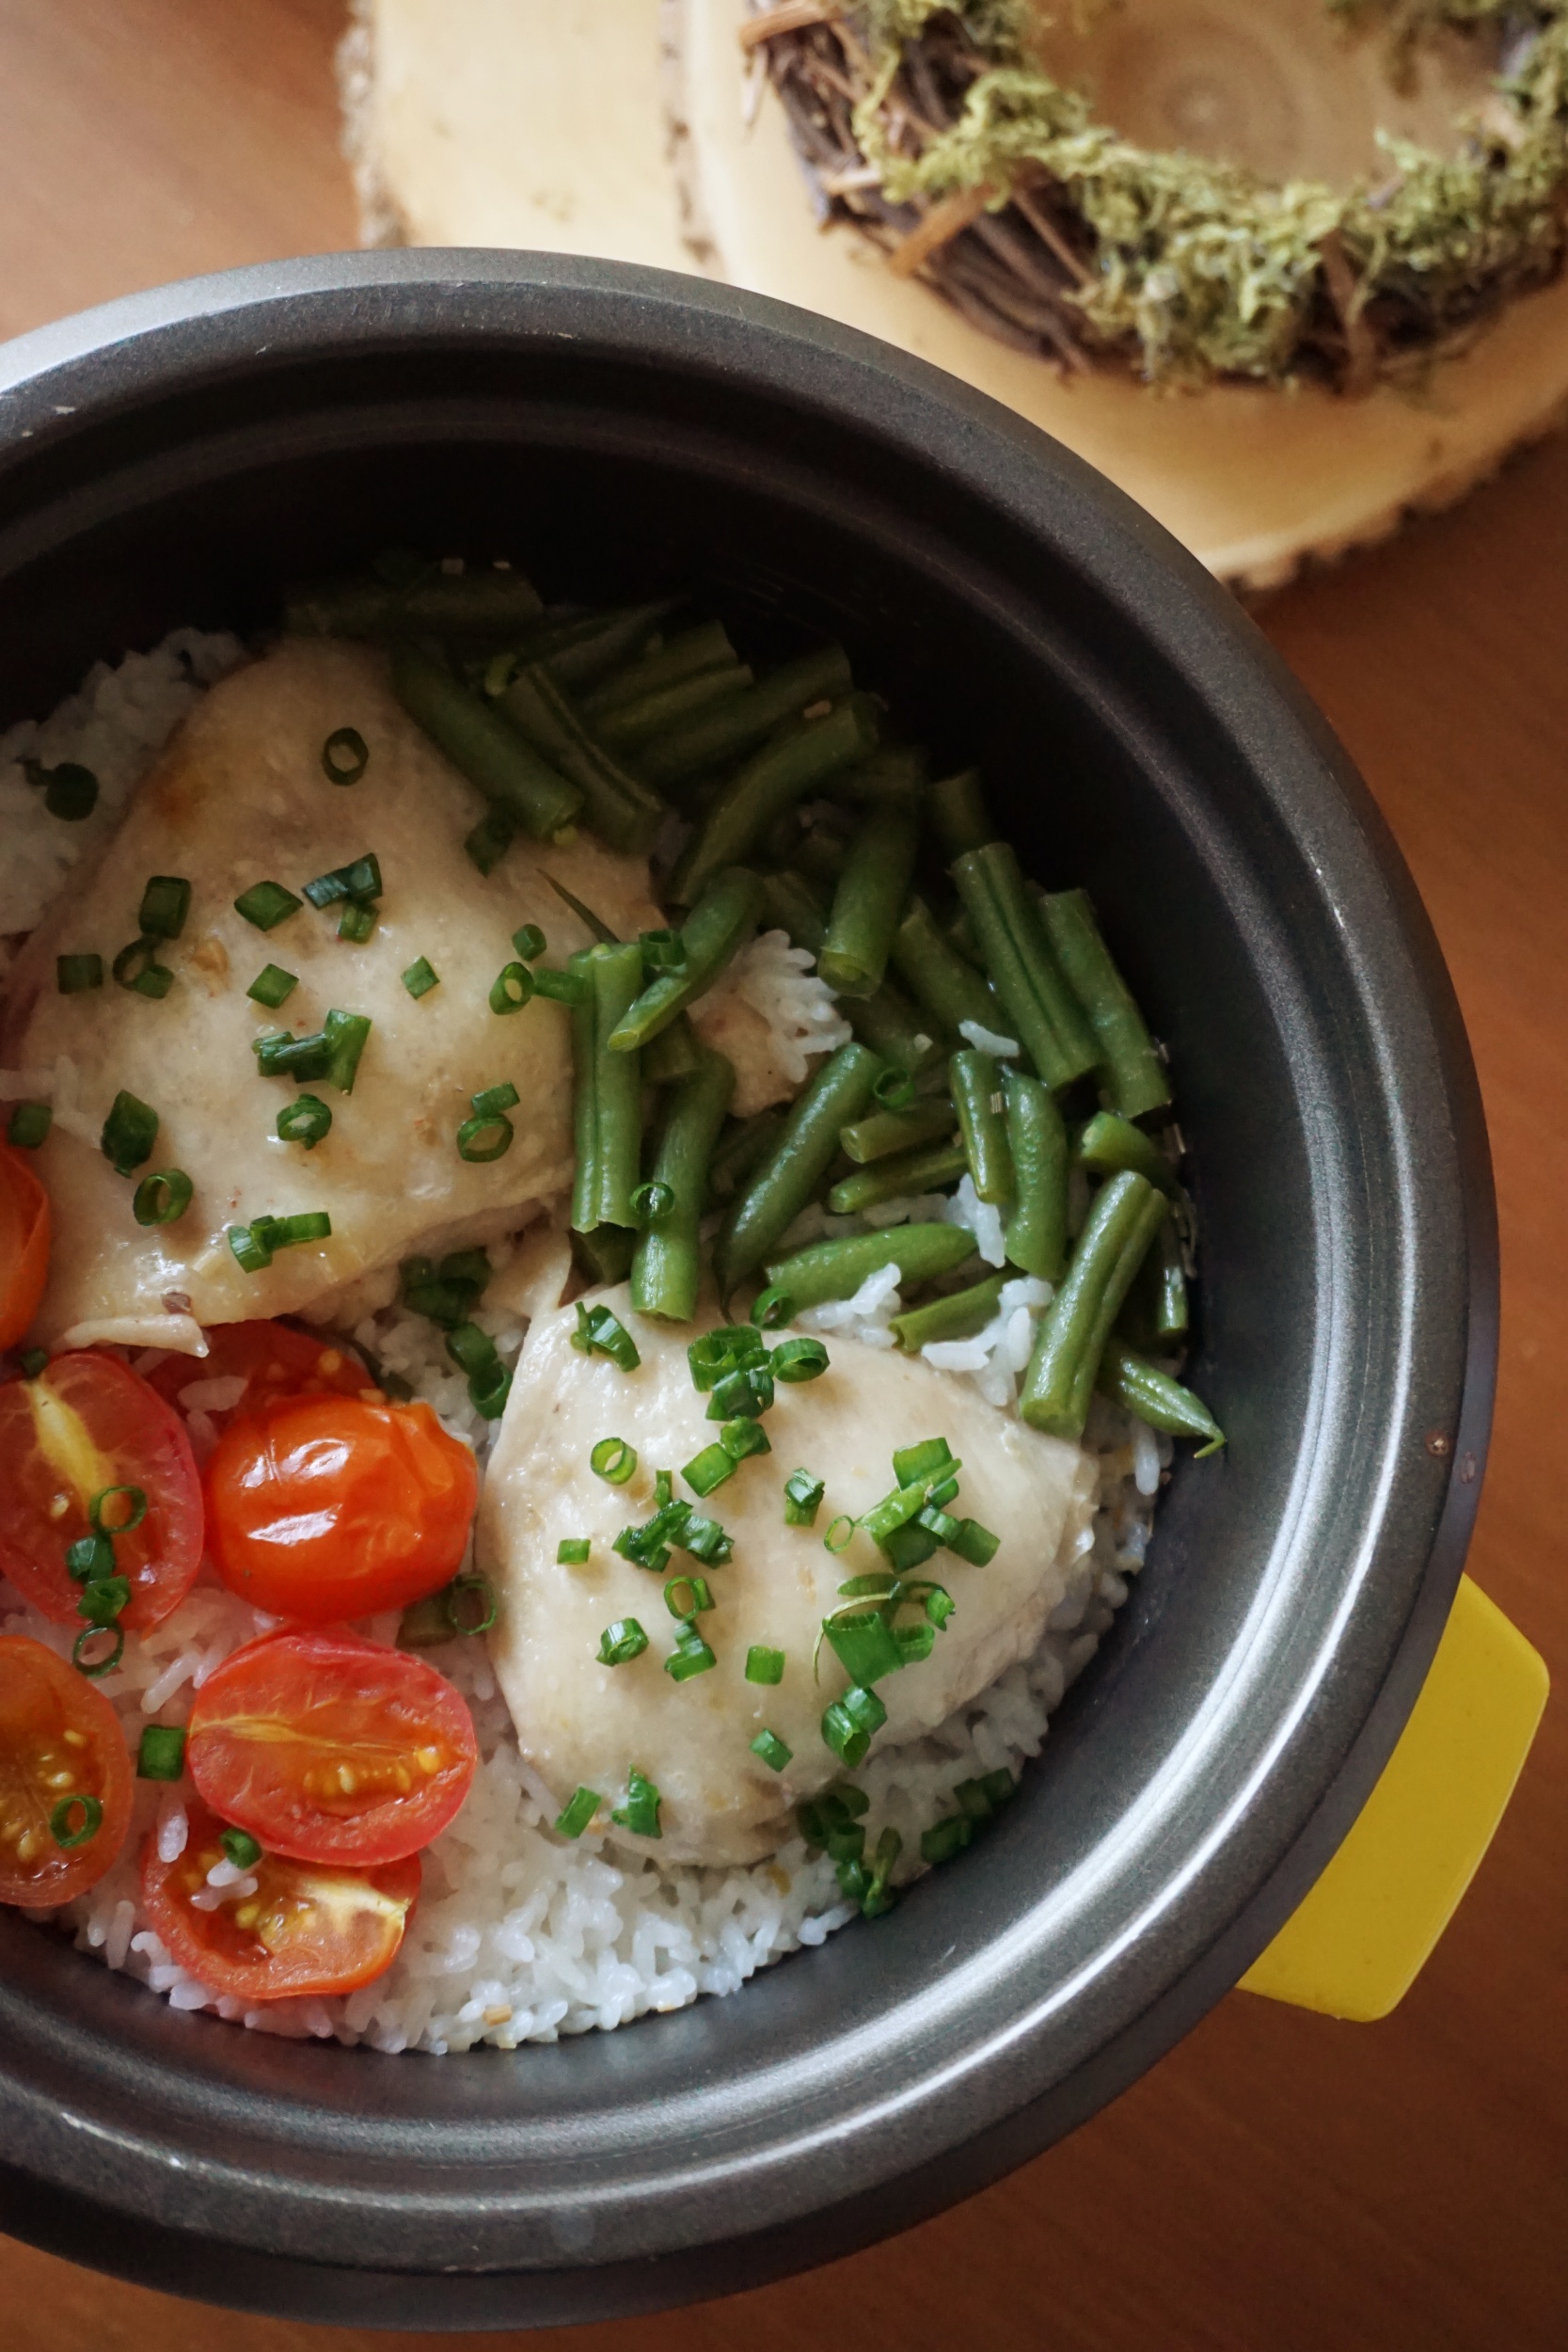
[1,640,662,1354]
[482,1289,1096,1865]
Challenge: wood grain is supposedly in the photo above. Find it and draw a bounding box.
[0,5,1560,2345]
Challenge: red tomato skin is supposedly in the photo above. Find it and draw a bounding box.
[0,1634,134,1908]
[0,1353,203,1630]
[141,1796,420,2002]
[0,1143,50,1351]
[204,1395,478,1623]
[186,1629,478,1867]
[146,1320,374,1432]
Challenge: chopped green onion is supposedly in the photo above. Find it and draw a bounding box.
[572,1302,641,1372]
[880,1520,941,1573]
[137,875,191,939]
[49,1792,103,1848]
[469,1359,513,1420]
[112,936,175,997]
[325,1008,372,1092]
[664,1623,717,1681]
[7,1102,52,1149]
[530,966,589,1006]
[745,1645,786,1684]
[457,1111,513,1162]
[136,1724,186,1782]
[750,1729,793,1772]
[784,1470,824,1527]
[72,1625,124,1678]
[920,1814,974,1866]
[89,1483,148,1535]
[228,1223,272,1273]
[610,1766,661,1838]
[556,1537,592,1565]
[24,757,98,822]
[681,1442,736,1499]
[771,1337,829,1384]
[444,1320,498,1375]
[823,1610,905,1687]
[892,1438,955,1487]
[821,1684,887,1767]
[100,1090,158,1176]
[639,927,687,974]
[706,1363,773,1422]
[253,1028,330,1081]
[555,1786,600,1838]
[751,1286,794,1329]
[445,1572,498,1634]
[75,1576,131,1628]
[591,1436,638,1485]
[680,1512,732,1565]
[895,1620,936,1666]
[65,1534,115,1582]
[471,1081,520,1119]
[338,898,378,944]
[925,1585,957,1629]
[246,962,298,1009]
[220,1826,263,1869]
[322,725,370,784]
[512,923,546,961]
[663,1573,714,1620]
[946,1518,1000,1566]
[19,1347,48,1377]
[402,956,439,999]
[276,1210,331,1246]
[277,1093,332,1150]
[872,1068,916,1111]
[597,1617,649,1666]
[824,1515,856,1554]
[466,808,518,875]
[721,1417,770,1461]
[234,880,303,930]
[687,1324,767,1391]
[304,852,382,908]
[655,1470,673,1508]
[631,1180,675,1229]
[858,1824,902,1917]
[56,953,104,993]
[489,961,534,1014]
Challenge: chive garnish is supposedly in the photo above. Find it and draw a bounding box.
[891,1438,955,1486]
[457,1079,518,1162]
[338,899,377,944]
[100,1090,158,1175]
[489,961,534,1014]
[571,1302,641,1371]
[783,1470,824,1527]
[303,852,382,909]
[132,1168,193,1227]
[234,881,303,931]
[7,1102,52,1149]
[72,1625,124,1678]
[824,1515,856,1554]
[277,1094,332,1150]
[745,1645,785,1684]
[720,1417,770,1462]
[772,1337,829,1384]
[246,963,297,1009]
[322,725,370,785]
[639,927,687,974]
[325,1009,372,1091]
[75,1576,131,1628]
[220,1827,263,1870]
[665,1624,717,1681]
[138,875,191,939]
[751,1285,794,1329]
[24,757,98,822]
[750,1729,793,1772]
[228,1209,332,1272]
[706,1363,773,1422]
[821,1684,887,1767]
[556,1537,592,1565]
[663,1573,714,1620]
[591,1437,638,1485]
[50,1793,103,1848]
[112,936,174,997]
[66,1534,115,1582]
[512,924,546,961]
[554,1786,600,1838]
[630,1180,674,1229]
[920,1814,974,1866]
[596,1617,649,1666]
[402,956,439,999]
[610,1767,661,1838]
[55,952,103,993]
[682,1442,736,1499]
[444,1572,499,1634]
[136,1724,186,1782]
[687,1324,767,1392]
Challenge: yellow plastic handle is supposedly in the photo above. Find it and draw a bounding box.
[1239,1574,1548,2022]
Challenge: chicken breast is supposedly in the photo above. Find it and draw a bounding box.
[482,1289,1096,1865]
[1,640,663,1353]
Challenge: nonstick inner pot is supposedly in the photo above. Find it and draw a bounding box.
[0,254,1495,2328]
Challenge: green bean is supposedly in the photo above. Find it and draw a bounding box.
[760,869,945,1074]
[592,665,752,755]
[497,663,666,855]
[287,564,544,640]
[638,644,854,788]
[952,843,1097,1090]
[390,642,582,842]
[670,698,879,905]
[1121,1216,1189,1348]
[833,746,927,804]
[828,1142,967,1216]
[890,897,1002,1036]
[1098,1339,1224,1455]
[1020,1172,1166,1438]
[715,1041,882,1295]
[840,1099,956,1165]
[1076,1110,1180,1197]
[950,1049,1015,1205]
[927,768,996,859]
[609,867,764,1052]
[632,1049,737,1322]
[791,823,851,890]
[1038,889,1170,1119]
[762,1222,976,1314]
[890,1271,1008,1352]
[542,601,680,690]
[580,622,740,716]
[707,1109,785,1203]
[818,803,922,997]
[760,868,829,953]
[642,1011,702,1086]
[570,944,645,1233]
[1002,1072,1069,1281]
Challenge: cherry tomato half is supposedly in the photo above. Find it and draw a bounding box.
[186,1629,478,1867]
[0,1142,50,1352]
[0,1634,133,1907]
[146,1319,375,1434]
[0,1353,203,1630]
[204,1395,477,1622]
[141,1795,420,2002]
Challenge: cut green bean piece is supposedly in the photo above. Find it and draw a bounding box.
[499,661,667,855]
[593,667,752,754]
[286,563,544,639]
[951,1048,1015,1205]
[890,1272,1008,1352]
[953,843,1097,1089]
[1002,1071,1069,1282]
[390,640,582,842]
[639,644,854,788]
[670,697,879,906]
[890,896,1001,1036]
[827,1142,967,1216]
[714,1041,882,1296]
[839,1099,955,1166]
[631,1047,737,1323]
[927,768,996,859]
[609,867,764,1052]
[543,601,679,691]
[1039,888,1171,1119]
[1077,1109,1180,1197]
[761,868,945,1077]
[832,745,927,805]
[759,867,829,954]
[581,620,740,718]
[1098,1338,1225,1455]
[642,1013,702,1086]
[818,802,921,998]
[1021,1172,1166,1438]
[707,1110,785,1204]
[764,1221,976,1315]
[570,944,645,1234]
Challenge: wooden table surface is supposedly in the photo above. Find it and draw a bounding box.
[0,5,1561,2346]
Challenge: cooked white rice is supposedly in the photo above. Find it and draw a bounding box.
[0,629,1173,2054]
